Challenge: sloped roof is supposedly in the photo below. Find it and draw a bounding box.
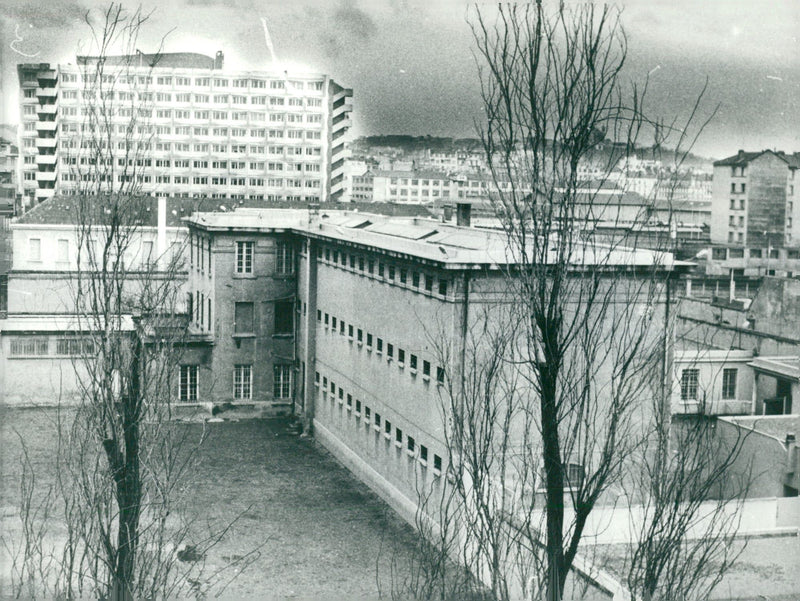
[14,196,433,227]
[714,150,800,168]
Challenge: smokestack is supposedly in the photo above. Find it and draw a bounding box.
[456,202,472,227]
[442,204,453,223]
[157,196,167,268]
[214,51,224,70]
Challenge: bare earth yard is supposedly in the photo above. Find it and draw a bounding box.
[0,407,418,600]
[1,406,798,600]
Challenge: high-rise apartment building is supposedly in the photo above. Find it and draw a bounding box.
[17,51,352,206]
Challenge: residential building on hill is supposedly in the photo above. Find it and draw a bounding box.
[710,149,799,250]
[16,52,352,207]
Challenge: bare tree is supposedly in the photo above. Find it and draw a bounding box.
[3,5,259,600]
[412,3,746,601]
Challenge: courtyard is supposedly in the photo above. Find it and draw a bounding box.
[0,407,420,599]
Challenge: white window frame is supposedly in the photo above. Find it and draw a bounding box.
[273,364,293,399]
[179,365,199,402]
[233,364,253,400]
[235,241,254,274]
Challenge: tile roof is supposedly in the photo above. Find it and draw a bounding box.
[714,150,800,168]
[13,196,433,227]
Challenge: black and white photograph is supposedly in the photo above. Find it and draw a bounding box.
[0,0,798,599]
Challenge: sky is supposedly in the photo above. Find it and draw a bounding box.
[0,0,798,159]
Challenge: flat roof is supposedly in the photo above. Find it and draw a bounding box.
[187,208,683,271]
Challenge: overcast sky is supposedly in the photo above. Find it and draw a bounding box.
[1,0,798,159]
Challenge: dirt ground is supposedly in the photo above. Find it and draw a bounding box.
[1,406,798,600]
[0,407,419,600]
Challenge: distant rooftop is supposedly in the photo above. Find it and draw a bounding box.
[714,149,800,168]
[13,196,432,228]
[77,51,218,70]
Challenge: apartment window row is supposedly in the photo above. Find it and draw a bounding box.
[316,309,446,386]
[8,336,94,357]
[679,367,738,402]
[317,245,451,298]
[712,247,784,260]
[234,240,294,276]
[730,183,746,194]
[314,369,443,476]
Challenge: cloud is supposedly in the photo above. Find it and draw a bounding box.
[333,0,377,41]
[0,0,87,29]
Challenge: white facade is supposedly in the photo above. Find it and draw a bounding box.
[18,55,352,205]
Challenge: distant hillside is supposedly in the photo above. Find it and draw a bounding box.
[352,134,712,169]
[353,136,483,154]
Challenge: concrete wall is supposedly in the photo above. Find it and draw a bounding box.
[746,153,788,248]
[671,349,754,415]
[717,417,799,498]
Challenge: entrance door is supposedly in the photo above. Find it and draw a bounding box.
[776,378,792,414]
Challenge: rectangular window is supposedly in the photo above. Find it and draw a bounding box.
[423,360,431,378]
[357,329,363,344]
[398,349,406,365]
[433,454,442,473]
[274,300,294,335]
[387,343,394,360]
[234,302,254,334]
[273,364,292,399]
[385,420,392,437]
[680,369,699,401]
[425,275,433,293]
[29,238,41,262]
[407,436,416,455]
[355,399,362,415]
[276,241,294,275]
[57,239,69,263]
[374,413,381,429]
[10,337,49,356]
[179,365,199,401]
[410,354,417,371]
[436,366,445,385]
[438,279,448,296]
[722,368,737,400]
[366,333,373,349]
[420,445,428,465]
[395,427,403,446]
[377,338,383,354]
[236,241,254,274]
[233,365,252,399]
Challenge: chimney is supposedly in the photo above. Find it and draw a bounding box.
[442,204,454,223]
[214,51,224,70]
[738,149,745,157]
[157,196,167,268]
[786,433,796,446]
[456,202,472,227]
